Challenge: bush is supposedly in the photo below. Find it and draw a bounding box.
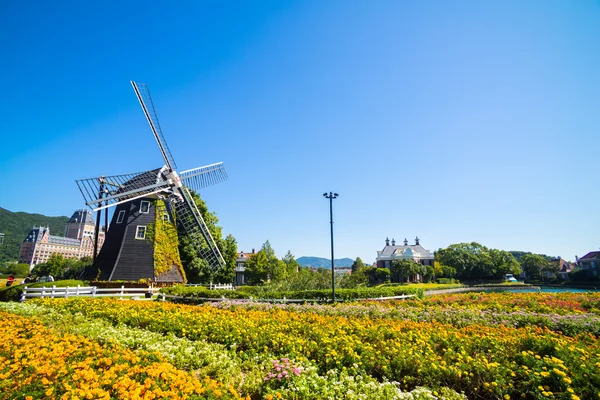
[437,278,458,284]
[160,285,423,301]
[0,280,87,302]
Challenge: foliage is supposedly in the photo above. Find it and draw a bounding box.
[0,206,69,263]
[37,297,600,399]
[0,279,86,302]
[244,241,287,284]
[0,262,30,277]
[177,191,235,284]
[435,242,520,281]
[282,250,301,275]
[436,278,459,284]
[521,253,549,280]
[390,259,422,283]
[510,251,554,263]
[31,254,91,280]
[351,257,365,274]
[161,284,423,301]
[147,199,185,281]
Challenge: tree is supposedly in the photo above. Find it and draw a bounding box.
[375,268,391,283]
[214,234,237,283]
[521,253,548,280]
[435,242,519,281]
[543,260,561,280]
[351,257,365,274]
[489,249,521,279]
[177,190,235,283]
[390,259,421,283]
[282,250,300,275]
[2,263,30,277]
[33,253,66,277]
[245,249,269,284]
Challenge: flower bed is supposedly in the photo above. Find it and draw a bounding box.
[0,310,241,399]
[30,296,600,399]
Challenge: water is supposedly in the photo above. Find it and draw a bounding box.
[506,286,600,293]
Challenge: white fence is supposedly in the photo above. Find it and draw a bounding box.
[20,285,161,302]
[185,283,234,290]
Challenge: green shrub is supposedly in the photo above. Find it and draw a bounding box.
[437,278,458,284]
[160,285,423,301]
[0,280,87,302]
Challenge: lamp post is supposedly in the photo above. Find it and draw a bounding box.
[323,192,338,302]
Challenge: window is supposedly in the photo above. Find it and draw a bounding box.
[162,213,170,222]
[135,226,147,240]
[116,210,126,224]
[140,201,150,214]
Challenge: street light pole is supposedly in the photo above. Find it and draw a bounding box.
[323,192,338,302]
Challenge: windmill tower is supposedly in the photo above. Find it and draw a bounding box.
[76,82,228,282]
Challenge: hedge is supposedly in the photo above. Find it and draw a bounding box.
[160,285,423,301]
[0,280,87,302]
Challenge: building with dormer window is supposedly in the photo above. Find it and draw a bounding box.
[19,210,105,268]
[375,236,434,269]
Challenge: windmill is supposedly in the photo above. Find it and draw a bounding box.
[75,81,228,282]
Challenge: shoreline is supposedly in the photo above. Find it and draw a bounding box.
[424,285,540,296]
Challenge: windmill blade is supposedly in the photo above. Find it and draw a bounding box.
[179,162,228,193]
[131,81,178,171]
[172,187,225,272]
[76,168,172,211]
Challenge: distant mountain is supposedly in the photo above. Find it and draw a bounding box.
[296,256,355,268]
[0,207,69,263]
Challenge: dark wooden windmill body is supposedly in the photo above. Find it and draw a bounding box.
[77,82,227,282]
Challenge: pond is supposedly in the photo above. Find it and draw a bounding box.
[508,286,600,293]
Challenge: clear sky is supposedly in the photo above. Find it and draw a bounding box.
[1,0,598,263]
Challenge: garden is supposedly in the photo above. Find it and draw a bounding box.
[1,292,599,399]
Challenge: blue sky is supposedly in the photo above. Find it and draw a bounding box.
[1,0,598,263]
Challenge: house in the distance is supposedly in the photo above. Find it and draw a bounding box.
[19,210,105,268]
[375,237,435,269]
[576,251,600,278]
[235,249,256,286]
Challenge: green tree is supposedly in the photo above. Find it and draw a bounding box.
[489,249,521,279]
[282,250,300,275]
[2,263,30,277]
[521,253,548,280]
[214,234,237,283]
[33,253,66,277]
[375,268,391,283]
[245,249,269,284]
[390,259,421,282]
[543,260,561,280]
[421,263,435,283]
[177,190,236,283]
[60,257,91,280]
[435,242,499,281]
[351,257,365,274]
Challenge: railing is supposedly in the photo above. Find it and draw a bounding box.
[185,283,234,290]
[20,285,161,302]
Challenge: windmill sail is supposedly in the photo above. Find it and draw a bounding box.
[75,81,228,282]
[172,187,225,270]
[76,168,172,211]
[179,162,228,193]
[131,81,177,170]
